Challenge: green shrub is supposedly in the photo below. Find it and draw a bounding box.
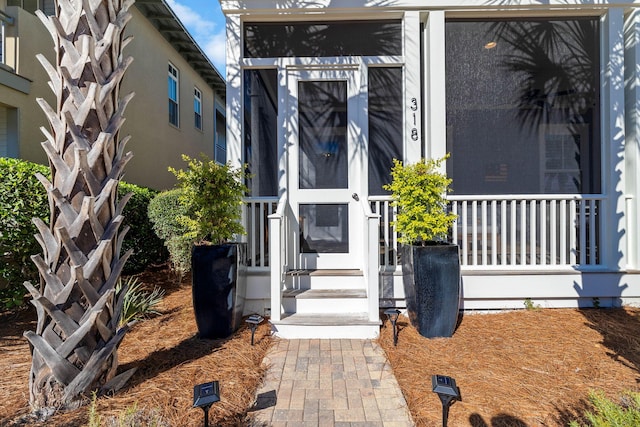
[169,154,247,244]
[148,189,192,275]
[383,156,457,244]
[0,158,49,308]
[0,158,167,311]
[119,182,168,274]
[116,276,164,327]
[570,390,640,426]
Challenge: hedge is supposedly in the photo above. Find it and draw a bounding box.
[119,182,168,274]
[0,158,167,310]
[0,158,50,308]
[147,189,192,276]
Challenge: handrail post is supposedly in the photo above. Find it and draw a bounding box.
[268,213,282,322]
[367,213,380,322]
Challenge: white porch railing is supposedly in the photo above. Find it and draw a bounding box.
[266,194,291,322]
[245,197,279,269]
[247,194,604,273]
[370,194,604,269]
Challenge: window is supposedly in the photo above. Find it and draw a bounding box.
[215,109,226,164]
[244,20,402,58]
[8,0,54,14]
[168,63,179,127]
[0,22,5,66]
[445,18,601,195]
[194,87,202,130]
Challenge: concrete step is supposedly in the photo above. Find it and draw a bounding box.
[270,313,381,339]
[285,269,364,290]
[282,288,368,313]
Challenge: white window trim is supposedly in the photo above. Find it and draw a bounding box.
[194,86,203,130]
[168,62,179,127]
[214,102,227,164]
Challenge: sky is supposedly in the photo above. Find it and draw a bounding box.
[165,0,227,75]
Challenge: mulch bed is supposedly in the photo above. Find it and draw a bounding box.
[379,307,640,426]
[2,265,640,426]
[0,265,273,427]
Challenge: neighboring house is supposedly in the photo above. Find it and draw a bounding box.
[0,0,225,190]
[221,0,640,338]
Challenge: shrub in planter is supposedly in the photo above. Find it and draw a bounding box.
[384,155,460,338]
[169,154,247,246]
[169,154,249,339]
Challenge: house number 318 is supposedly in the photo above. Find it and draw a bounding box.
[410,97,418,141]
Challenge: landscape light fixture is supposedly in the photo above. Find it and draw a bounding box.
[245,314,264,346]
[431,375,461,427]
[384,308,401,346]
[193,381,220,427]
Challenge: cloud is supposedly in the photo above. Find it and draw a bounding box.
[204,31,226,74]
[165,0,214,37]
[165,0,226,74]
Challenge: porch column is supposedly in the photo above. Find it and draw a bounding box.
[601,9,627,270]
[624,10,640,270]
[423,11,446,168]
[225,14,242,170]
[404,11,422,163]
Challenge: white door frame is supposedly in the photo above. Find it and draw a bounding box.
[282,63,368,269]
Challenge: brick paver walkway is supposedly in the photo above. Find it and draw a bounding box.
[248,339,414,426]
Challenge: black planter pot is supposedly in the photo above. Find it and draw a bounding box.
[191,243,247,339]
[401,243,461,338]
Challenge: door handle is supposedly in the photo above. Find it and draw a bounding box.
[352,193,359,201]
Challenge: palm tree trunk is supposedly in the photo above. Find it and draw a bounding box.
[23,0,135,411]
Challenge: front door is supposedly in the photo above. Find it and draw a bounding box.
[287,66,367,269]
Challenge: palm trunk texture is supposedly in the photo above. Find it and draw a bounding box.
[23,0,135,412]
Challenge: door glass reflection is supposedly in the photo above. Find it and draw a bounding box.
[298,80,348,189]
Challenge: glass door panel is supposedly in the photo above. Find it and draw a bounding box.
[287,66,366,269]
[298,80,348,189]
[299,204,349,253]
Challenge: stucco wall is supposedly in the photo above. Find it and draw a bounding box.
[6,5,224,190]
[121,7,223,190]
[2,6,52,163]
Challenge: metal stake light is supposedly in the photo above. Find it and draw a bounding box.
[384,308,401,346]
[245,314,264,346]
[193,381,220,427]
[431,375,461,427]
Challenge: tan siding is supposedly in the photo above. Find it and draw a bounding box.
[0,105,6,156]
[119,8,220,190]
[9,6,224,190]
[3,7,52,165]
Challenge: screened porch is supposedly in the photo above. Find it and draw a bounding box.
[244,193,604,271]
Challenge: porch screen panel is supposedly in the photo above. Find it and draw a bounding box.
[298,80,348,189]
[445,18,601,195]
[368,67,403,195]
[244,69,278,196]
[244,21,402,58]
